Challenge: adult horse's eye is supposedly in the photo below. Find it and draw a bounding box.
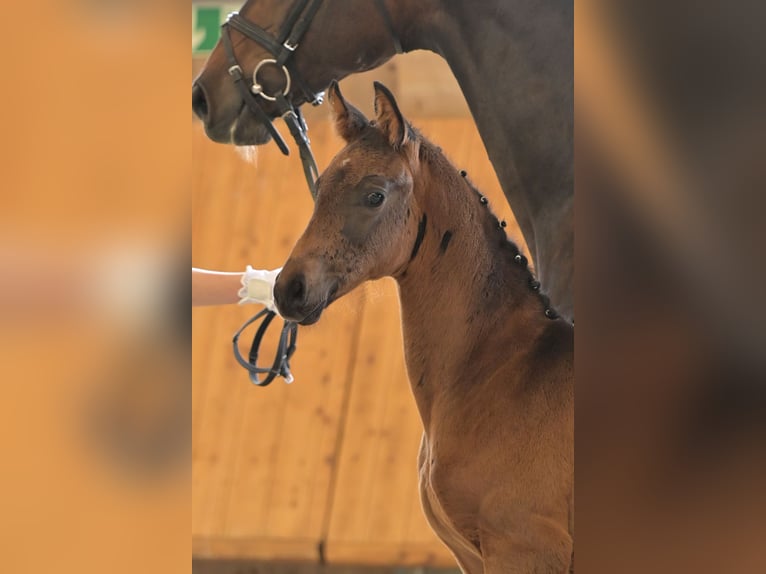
[366,191,385,207]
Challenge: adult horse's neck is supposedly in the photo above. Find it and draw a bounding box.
[395,147,551,430]
[397,0,573,320]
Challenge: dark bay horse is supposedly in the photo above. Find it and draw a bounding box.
[273,82,573,573]
[192,0,573,321]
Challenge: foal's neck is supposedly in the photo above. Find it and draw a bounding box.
[395,150,549,422]
[395,0,574,320]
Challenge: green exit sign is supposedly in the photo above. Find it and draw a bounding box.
[193,3,241,55]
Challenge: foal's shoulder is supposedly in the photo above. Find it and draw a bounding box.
[516,320,573,398]
[530,319,574,367]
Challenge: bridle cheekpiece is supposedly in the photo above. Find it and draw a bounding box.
[221,0,327,198]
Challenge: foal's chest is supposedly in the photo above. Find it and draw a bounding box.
[417,432,486,546]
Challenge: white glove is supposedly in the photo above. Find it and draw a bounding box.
[237,265,281,312]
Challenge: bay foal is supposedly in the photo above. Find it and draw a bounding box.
[274,82,573,573]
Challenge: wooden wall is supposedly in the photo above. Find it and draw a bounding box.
[192,52,527,569]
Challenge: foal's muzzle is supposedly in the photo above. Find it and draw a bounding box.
[274,269,338,326]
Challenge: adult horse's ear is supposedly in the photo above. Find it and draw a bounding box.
[373,81,410,149]
[328,80,368,142]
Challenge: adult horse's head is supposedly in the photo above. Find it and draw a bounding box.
[274,81,421,324]
[192,0,405,145]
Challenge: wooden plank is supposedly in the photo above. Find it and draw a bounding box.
[192,536,318,562]
[395,52,470,117]
[221,299,366,539]
[326,541,458,569]
[192,122,360,559]
[193,126,253,539]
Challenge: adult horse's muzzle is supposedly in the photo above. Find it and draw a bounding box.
[274,267,339,326]
[192,79,275,145]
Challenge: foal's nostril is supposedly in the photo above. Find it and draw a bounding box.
[289,274,306,303]
[192,82,209,122]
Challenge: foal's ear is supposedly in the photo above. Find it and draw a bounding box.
[373,81,411,149]
[327,80,368,142]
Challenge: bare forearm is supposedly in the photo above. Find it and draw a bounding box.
[191,268,242,306]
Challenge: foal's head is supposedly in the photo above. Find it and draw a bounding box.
[274,82,422,324]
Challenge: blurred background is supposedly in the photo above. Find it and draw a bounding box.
[1,2,189,574]
[1,1,764,573]
[576,2,766,573]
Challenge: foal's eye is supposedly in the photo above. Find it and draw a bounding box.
[366,191,385,207]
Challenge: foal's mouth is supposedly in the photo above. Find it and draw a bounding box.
[298,301,326,326]
[296,284,340,326]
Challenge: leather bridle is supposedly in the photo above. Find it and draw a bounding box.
[221,0,326,198]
